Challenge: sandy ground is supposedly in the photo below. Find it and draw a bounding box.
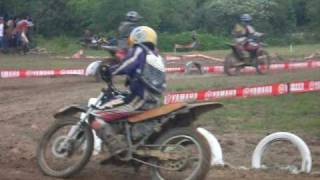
[0,76,319,180]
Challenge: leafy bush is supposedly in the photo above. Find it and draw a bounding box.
[158,32,231,51]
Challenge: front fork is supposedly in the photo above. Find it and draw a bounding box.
[57,92,105,152]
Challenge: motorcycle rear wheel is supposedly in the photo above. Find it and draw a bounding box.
[150,128,211,180]
[36,117,94,178]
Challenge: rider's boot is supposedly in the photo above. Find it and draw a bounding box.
[95,120,127,155]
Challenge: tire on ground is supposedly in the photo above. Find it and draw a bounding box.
[197,127,224,166]
[185,61,203,75]
[251,132,312,173]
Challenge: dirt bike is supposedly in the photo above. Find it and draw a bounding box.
[80,36,115,50]
[84,44,126,82]
[36,68,222,179]
[90,45,127,82]
[224,36,271,76]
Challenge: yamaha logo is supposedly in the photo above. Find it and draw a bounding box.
[278,84,288,94]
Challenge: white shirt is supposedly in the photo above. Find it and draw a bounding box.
[0,23,4,37]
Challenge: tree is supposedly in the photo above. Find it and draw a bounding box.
[200,0,278,34]
[158,0,197,32]
[1,0,319,41]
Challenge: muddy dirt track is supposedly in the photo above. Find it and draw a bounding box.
[0,76,319,180]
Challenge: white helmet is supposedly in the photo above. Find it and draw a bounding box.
[240,14,252,22]
[126,11,142,22]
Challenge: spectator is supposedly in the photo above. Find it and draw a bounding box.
[6,18,16,49]
[82,29,92,45]
[191,30,198,48]
[14,17,34,47]
[0,17,4,50]
[26,16,34,44]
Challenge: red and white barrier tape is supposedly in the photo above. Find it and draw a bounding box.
[1,60,319,79]
[166,60,320,74]
[0,69,85,78]
[164,80,320,104]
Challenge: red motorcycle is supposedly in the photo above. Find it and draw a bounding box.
[36,66,222,179]
[224,36,271,76]
[86,45,127,82]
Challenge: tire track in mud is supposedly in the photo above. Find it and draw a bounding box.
[0,77,97,122]
[0,77,102,180]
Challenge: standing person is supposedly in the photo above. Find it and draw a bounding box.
[26,16,34,44]
[5,18,16,50]
[14,17,34,50]
[191,30,198,49]
[0,17,4,50]
[83,29,92,46]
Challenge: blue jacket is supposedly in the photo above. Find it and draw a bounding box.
[111,45,154,98]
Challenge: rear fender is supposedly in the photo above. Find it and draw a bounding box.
[168,102,223,127]
[147,102,223,142]
[54,105,88,119]
[187,102,223,116]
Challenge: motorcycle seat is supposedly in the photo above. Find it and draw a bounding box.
[128,103,187,123]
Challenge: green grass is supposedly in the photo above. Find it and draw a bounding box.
[34,35,320,60]
[197,92,320,136]
[267,44,320,59]
[35,36,112,57]
[36,36,81,55]
[168,69,320,92]
[0,54,90,69]
[167,69,320,135]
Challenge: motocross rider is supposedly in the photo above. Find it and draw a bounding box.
[96,26,166,155]
[118,11,142,50]
[232,14,264,60]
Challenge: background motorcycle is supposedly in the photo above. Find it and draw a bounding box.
[85,45,127,82]
[36,66,222,180]
[224,35,271,76]
[80,36,117,50]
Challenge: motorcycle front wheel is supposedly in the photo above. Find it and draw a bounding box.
[255,50,271,75]
[36,117,94,178]
[224,53,242,76]
[151,128,211,180]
